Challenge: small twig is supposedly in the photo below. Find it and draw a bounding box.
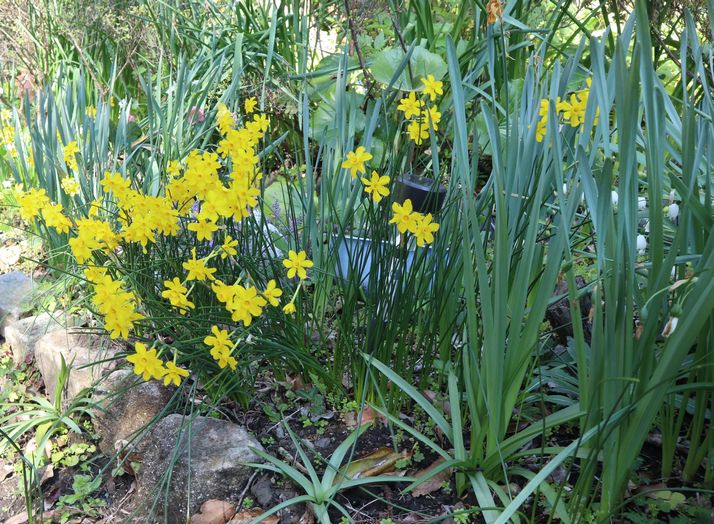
[237,470,259,510]
[387,1,414,84]
[343,0,373,96]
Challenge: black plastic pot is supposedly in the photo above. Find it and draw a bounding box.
[394,173,447,214]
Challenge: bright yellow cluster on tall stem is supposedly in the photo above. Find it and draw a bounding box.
[389,199,440,247]
[16,188,72,234]
[398,76,443,145]
[535,78,598,143]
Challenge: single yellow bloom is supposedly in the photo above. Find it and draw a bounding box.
[244,97,258,114]
[204,325,231,352]
[161,277,195,313]
[188,219,218,241]
[420,75,443,102]
[561,94,585,127]
[221,235,238,258]
[253,113,270,132]
[283,302,296,315]
[183,248,217,281]
[283,250,313,280]
[390,199,421,234]
[64,140,80,171]
[341,146,373,178]
[229,285,267,326]
[163,361,189,387]
[360,171,390,203]
[127,342,165,381]
[421,106,441,131]
[263,279,283,307]
[397,92,424,119]
[535,119,547,142]
[407,120,429,145]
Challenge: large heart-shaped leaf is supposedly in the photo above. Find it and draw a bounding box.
[370,45,447,91]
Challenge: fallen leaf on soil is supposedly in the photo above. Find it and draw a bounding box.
[343,406,386,428]
[422,390,451,417]
[190,499,237,524]
[228,508,279,524]
[3,509,61,524]
[0,463,13,482]
[39,464,54,485]
[340,447,411,480]
[411,457,452,497]
[287,373,306,391]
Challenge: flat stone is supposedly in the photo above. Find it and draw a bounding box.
[0,244,21,271]
[34,329,117,403]
[0,272,34,336]
[5,312,66,364]
[136,414,263,522]
[93,370,175,456]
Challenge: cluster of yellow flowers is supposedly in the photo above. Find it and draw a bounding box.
[340,146,392,204]
[16,188,72,234]
[15,97,317,388]
[61,177,80,196]
[535,78,597,142]
[63,140,80,170]
[339,144,440,246]
[86,267,144,340]
[127,342,189,386]
[390,199,440,246]
[398,75,443,145]
[199,248,312,369]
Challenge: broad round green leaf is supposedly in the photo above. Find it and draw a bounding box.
[370,45,447,91]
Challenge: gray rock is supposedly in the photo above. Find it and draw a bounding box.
[0,272,34,335]
[314,437,332,449]
[250,475,274,507]
[34,329,117,402]
[93,370,175,456]
[5,312,66,364]
[135,414,263,522]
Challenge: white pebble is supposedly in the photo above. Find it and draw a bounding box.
[611,190,618,206]
[638,196,647,211]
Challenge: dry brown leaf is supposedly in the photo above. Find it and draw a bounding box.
[343,406,387,429]
[228,508,279,524]
[411,457,452,497]
[190,499,237,524]
[669,278,691,292]
[340,448,411,481]
[287,373,306,391]
[0,463,13,482]
[39,464,54,485]
[298,507,315,524]
[3,509,61,524]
